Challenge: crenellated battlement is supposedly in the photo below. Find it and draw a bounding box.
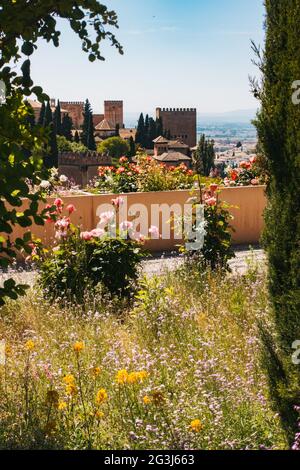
[59,151,112,166]
[104,100,123,105]
[60,101,84,106]
[158,107,196,113]
[156,106,197,147]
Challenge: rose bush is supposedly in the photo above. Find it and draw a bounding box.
[222,156,266,187]
[89,155,195,194]
[34,198,146,303]
[183,184,235,271]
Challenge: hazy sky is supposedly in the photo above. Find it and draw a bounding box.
[30,0,265,115]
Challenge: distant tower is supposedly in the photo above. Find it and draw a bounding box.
[104,100,124,128]
[156,107,197,148]
[60,101,85,129]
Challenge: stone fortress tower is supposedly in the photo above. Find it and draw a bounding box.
[60,101,84,129]
[156,107,197,148]
[104,100,124,128]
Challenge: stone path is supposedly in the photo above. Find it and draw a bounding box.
[142,248,266,276]
[0,247,266,288]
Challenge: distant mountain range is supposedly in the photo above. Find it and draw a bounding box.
[125,109,259,128]
[197,108,259,124]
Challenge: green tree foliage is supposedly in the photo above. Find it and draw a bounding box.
[144,114,150,148]
[128,136,136,158]
[74,130,80,143]
[193,134,215,177]
[97,136,129,159]
[44,101,58,168]
[135,113,145,148]
[38,102,45,126]
[57,135,88,153]
[61,113,73,141]
[135,113,162,149]
[156,116,163,137]
[252,0,300,440]
[0,0,122,305]
[81,99,96,150]
[54,100,62,135]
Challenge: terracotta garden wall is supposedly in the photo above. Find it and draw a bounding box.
[5,186,267,253]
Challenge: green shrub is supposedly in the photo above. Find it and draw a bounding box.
[36,200,144,303]
[184,184,235,271]
[39,234,143,303]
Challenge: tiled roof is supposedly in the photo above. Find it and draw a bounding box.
[119,128,137,139]
[153,152,191,162]
[95,119,115,131]
[168,140,189,149]
[153,135,169,144]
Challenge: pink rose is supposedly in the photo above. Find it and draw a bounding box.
[90,228,105,238]
[67,204,76,214]
[134,233,146,244]
[80,231,92,241]
[112,197,124,208]
[251,179,259,186]
[54,198,63,207]
[116,167,125,175]
[205,197,217,207]
[120,221,133,231]
[100,211,115,224]
[149,225,159,238]
[210,184,218,193]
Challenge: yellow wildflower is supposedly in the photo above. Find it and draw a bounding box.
[25,340,35,352]
[116,369,129,385]
[137,371,148,382]
[95,388,108,405]
[5,343,12,356]
[73,341,85,353]
[63,374,75,385]
[91,366,101,378]
[190,419,203,433]
[127,372,139,384]
[95,410,104,420]
[65,383,77,396]
[58,401,67,411]
[143,395,152,405]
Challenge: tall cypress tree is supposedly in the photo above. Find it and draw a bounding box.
[53,100,62,135]
[38,102,45,126]
[253,0,300,439]
[155,116,163,138]
[61,113,73,141]
[128,136,136,158]
[81,99,96,150]
[135,113,145,147]
[193,134,215,176]
[74,130,80,143]
[43,101,58,168]
[148,118,157,149]
[144,114,149,148]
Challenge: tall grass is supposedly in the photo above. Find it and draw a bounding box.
[0,266,287,449]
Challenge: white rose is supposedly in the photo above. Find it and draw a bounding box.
[40,180,51,189]
[59,175,68,183]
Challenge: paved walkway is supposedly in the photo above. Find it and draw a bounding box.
[0,248,266,287]
[142,248,266,276]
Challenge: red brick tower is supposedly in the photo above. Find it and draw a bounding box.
[156,107,197,148]
[60,101,84,129]
[104,100,124,128]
